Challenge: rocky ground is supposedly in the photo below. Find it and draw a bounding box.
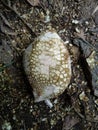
[0,0,98,130]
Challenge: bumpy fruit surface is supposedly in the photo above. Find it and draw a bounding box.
[23,29,72,102]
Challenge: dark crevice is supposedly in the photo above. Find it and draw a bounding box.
[79,55,94,95]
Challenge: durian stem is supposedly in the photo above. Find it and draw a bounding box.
[45,99,53,108]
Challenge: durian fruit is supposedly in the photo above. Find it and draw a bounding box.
[23,29,72,108]
[87,51,98,97]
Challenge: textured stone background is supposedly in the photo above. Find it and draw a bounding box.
[0,0,98,130]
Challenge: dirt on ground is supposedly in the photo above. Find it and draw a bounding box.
[0,0,98,130]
